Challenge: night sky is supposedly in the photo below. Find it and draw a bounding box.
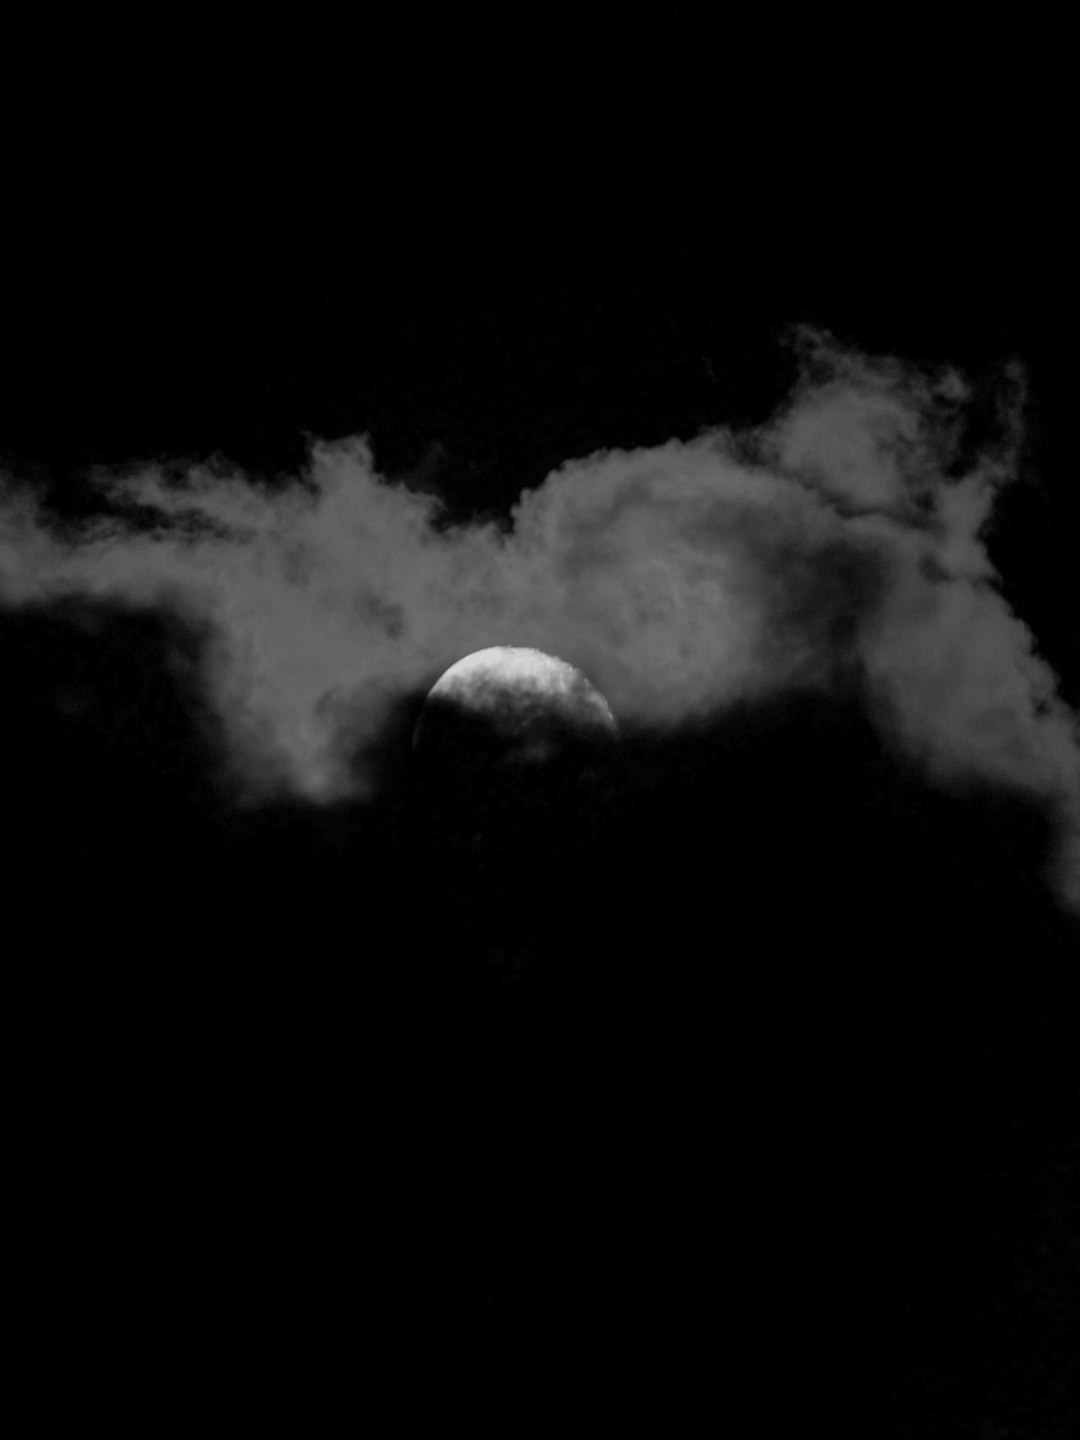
[2,57,1077,1437]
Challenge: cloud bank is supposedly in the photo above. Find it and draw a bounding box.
[3,328,1078,904]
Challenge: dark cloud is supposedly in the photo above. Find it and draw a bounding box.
[3,328,1076,906]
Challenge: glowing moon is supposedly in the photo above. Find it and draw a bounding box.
[411,648,616,806]
[415,646,617,764]
[413,648,619,966]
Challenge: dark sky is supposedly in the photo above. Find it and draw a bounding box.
[3,69,1078,1437]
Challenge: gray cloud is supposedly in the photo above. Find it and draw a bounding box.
[3,328,1078,905]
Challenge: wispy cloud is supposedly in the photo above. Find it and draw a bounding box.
[3,327,1077,904]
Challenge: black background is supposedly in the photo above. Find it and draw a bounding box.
[3,43,1078,1437]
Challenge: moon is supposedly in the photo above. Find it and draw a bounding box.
[416,646,616,755]
[412,645,619,822]
[413,647,619,969]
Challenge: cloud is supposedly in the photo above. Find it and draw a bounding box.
[2,327,1078,905]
